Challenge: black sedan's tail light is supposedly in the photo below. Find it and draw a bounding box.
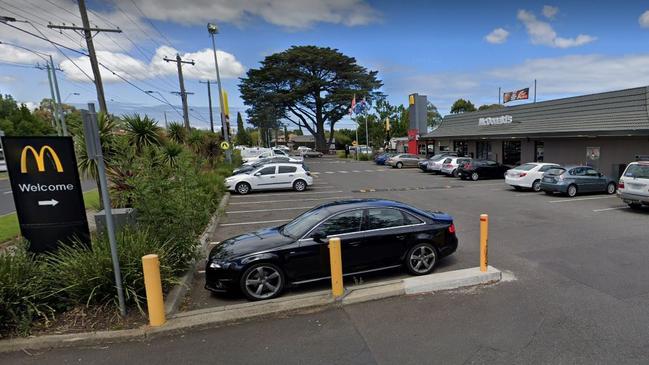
[448,223,456,234]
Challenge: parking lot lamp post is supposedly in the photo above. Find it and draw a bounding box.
[208,22,231,163]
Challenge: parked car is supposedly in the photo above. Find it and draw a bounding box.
[387,154,424,168]
[505,163,561,191]
[440,157,472,177]
[351,145,372,155]
[617,161,649,209]
[425,152,459,173]
[242,148,289,163]
[375,152,395,165]
[301,150,323,158]
[296,146,312,153]
[275,145,290,152]
[225,163,313,195]
[540,166,617,197]
[457,159,509,181]
[205,199,458,300]
[234,157,304,174]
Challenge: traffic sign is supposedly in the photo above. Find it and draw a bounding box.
[220,141,230,150]
[1,136,90,253]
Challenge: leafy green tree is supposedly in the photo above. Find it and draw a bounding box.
[0,94,55,136]
[234,112,253,146]
[478,103,505,111]
[427,102,442,130]
[123,114,162,151]
[450,99,477,114]
[239,45,382,151]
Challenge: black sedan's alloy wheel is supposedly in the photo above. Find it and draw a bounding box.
[471,172,479,181]
[240,263,285,301]
[406,243,437,275]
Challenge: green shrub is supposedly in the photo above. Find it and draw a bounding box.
[44,229,177,312]
[336,150,346,158]
[358,154,371,161]
[0,245,53,336]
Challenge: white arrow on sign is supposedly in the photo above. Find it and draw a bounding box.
[38,199,59,207]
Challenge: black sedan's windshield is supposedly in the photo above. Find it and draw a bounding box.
[281,207,331,238]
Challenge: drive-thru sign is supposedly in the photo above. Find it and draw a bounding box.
[1,136,90,253]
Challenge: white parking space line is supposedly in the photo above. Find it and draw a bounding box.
[228,196,354,205]
[593,206,629,212]
[3,190,12,195]
[339,171,348,173]
[548,196,617,203]
[221,219,291,227]
[325,171,335,174]
[365,169,374,172]
[227,206,313,214]
[230,190,343,198]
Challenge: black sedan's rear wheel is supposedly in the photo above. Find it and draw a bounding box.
[471,172,479,181]
[240,263,285,301]
[406,243,438,275]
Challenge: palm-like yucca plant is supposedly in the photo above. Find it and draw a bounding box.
[161,142,184,168]
[186,130,206,155]
[166,122,186,144]
[123,114,162,152]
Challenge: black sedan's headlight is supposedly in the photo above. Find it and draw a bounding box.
[208,261,223,269]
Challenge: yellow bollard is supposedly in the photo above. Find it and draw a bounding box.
[328,237,344,298]
[142,254,166,327]
[480,214,489,272]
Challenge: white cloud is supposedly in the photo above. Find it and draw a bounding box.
[391,53,649,114]
[485,28,509,44]
[60,46,245,83]
[517,9,596,48]
[639,10,649,28]
[131,0,381,28]
[0,45,47,65]
[542,5,559,19]
[0,75,17,83]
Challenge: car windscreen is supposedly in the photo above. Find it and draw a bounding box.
[625,164,649,179]
[512,163,537,171]
[546,168,566,176]
[281,207,332,238]
[429,155,445,161]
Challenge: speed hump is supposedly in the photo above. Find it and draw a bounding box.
[220,141,230,150]
[1,136,90,253]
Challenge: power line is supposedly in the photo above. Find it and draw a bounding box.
[128,0,175,48]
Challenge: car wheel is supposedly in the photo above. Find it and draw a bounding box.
[405,243,438,275]
[471,172,479,181]
[293,179,307,192]
[532,179,542,192]
[606,182,616,194]
[396,162,403,169]
[452,169,459,178]
[567,184,578,197]
[236,182,251,195]
[629,203,642,210]
[240,263,285,301]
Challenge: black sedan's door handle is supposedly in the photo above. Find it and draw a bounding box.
[348,241,361,247]
[395,235,406,240]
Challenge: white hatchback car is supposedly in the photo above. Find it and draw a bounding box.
[617,161,649,209]
[440,157,472,177]
[225,163,313,195]
[505,162,561,191]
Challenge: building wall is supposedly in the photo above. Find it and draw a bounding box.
[544,137,649,178]
[521,140,535,163]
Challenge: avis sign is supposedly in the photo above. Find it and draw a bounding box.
[1,136,90,253]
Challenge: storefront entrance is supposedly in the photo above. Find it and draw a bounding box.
[502,141,521,166]
[477,141,492,160]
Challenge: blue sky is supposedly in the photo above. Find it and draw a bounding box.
[1,0,649,131]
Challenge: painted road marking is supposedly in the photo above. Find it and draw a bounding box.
[230,190,344,198]
[221,219,291,227]
[593,206,629,212]
[339,171,348,173]
[548,196,616,203]
[227,206,313,214]
[228,196,354,205]
[197,270,205,274]
[3,191,12,195]
[325,171,335,174]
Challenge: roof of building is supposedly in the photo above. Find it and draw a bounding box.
[422,86,649,139]
[291,135,315,143]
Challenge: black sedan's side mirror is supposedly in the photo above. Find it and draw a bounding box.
[312,231,327,243]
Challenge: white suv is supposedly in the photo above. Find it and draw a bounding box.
[225,163,313,195]
[505,163,560,192]
[617,161,649,209]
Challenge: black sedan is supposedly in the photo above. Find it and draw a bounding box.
[457,159,510,181]
[206,199,458,300]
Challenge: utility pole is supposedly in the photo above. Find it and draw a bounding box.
[49,55,68,136]
[164,54,195,130]
[36,63,60,133]
[48,0,122,114]
[199,80,215,133]
[208,23,231,163]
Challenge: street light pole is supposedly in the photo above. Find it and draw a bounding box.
[49,55,67,136]
[208,23,231,164]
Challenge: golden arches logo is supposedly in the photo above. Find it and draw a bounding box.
[20,145,64,173]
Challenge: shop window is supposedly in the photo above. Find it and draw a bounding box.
[535,141,544,162]
[453,141,468,157]
[502,141,521,166]
[476,141,492,159]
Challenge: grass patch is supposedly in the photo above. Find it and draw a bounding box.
[0,214,19,244]
[83,189,100,211]
[0,172,7,180]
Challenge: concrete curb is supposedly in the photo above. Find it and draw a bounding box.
[0,265,504,353]
[164,193,230,316]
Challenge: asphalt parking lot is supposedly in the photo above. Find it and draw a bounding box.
[185,156,649,312]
